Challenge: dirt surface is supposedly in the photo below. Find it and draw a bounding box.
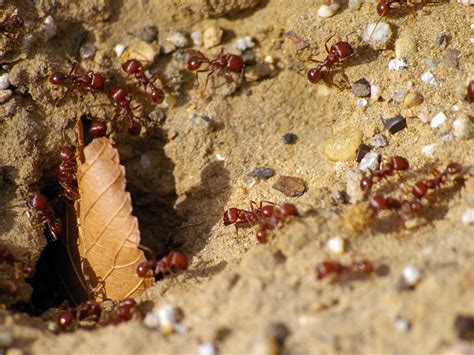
[1,0,473,354]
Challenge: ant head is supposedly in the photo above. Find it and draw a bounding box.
[151,87,165,103]
[307,67,322,84]
[110,87,127,103]
[122,59,142,75]
[187,55,205,71]
[30,194,48,211]
[49,71,67,85]
[11,14,24,28]
[376,2,390,16]
[90,73,105,90]
[89,120,107,138]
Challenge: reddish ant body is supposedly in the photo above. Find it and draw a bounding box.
[27,194,62,240]
[57,146,79,201]
[315,260,374,281]
[467,81,474,103]
[187,49,244,88]
[110,86,142,136]
[121,59,165,103]
[0,9,23,39]
[49,65,106,93]
[307,35,354,85]
[136,251,188,280]
[360,156,409,192]
[89,120,107,138]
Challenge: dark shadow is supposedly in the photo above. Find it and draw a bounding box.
[0,166,19,239]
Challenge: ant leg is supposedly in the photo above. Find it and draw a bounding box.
[324,34,336,53]
[203,68,217,92]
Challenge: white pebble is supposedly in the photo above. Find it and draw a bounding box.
[388,59,409,71]
[167,32,189,48]
[359,151,380,172]
[243,176,257,189]
[458,0,474,6]
[421,144,438,156]
[143,310,161,329]
[362,22,392,45]
[394,317,410,333]
[215,153,226,161]
[318,2,340,17]
[356,98,368,107]
[234,36,255,51]
[0,331,13,347]
[42,15,57,41]
[452,117,472,139]
[402,265,421,286]
[461,208,474,225]
[114,44,127,58]
[0,73,10,90]
[0,89,12,103]
[264,55,274,64]
[369,134,387,148]
[326,237,345,254]
[191,31,203,46]
[392,87,407,102]
[421,71,437,86]
[430,111,447,129]
[348,0,362,10]
[140,154,151,169]
[158,304,180,327]
[79,42,96,60]
[370,84,381,101]
[198,343,218,355]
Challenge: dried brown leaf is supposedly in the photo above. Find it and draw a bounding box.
[74,138,152,301]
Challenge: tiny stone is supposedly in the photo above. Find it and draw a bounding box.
[215,153,225,161]
[345,169,364,203]
[401,265,421,287]
[0,73,10,90]
[326,237,345,255]
[454,315,474,341]
[370,84,381,101]
[394,317,411,333]
[244,176,257,189]
[430,111,447,129]
[444,49,460,68]
[381,114,407,134]
[42,15,57,41]
[283,132,297,144]
[435,33,449,46]
[140,154,151,169]
[135,26,158,43]
[358,151,380,173]
[190,113,213,130]
[421,144,438,157]
[395,33,417,59]
[264,322,290,346]
[143,310,160,329]
[198,343,218,355]
[191,31,202,46]
[235,36,255,51]
[355,143,372,163]
[249,167,275,180]
[0,331,13,347]
[425,57,441,69]
[317,2,340,17]
[114,44,127,58]
[403,91,424,109]
[356,98,368,107]
[421,71,437,86]
[167,32,189,48]
[461,208,474,225]
[388,59,409,71]
[392,87,408,102]
[352,78,371,97]
[272,176,306,197]
[362,22,392,46]
[79,42,96,60]
[0,89,12,103]
[323,127,363,161]
[369,133,387,148]
[123,41,159,67]
[452,116,472,140]
[149,109,165,124]
[203,25,224,48]
[348,0,362,10]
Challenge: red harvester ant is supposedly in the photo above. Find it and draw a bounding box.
[89,120,107,138]
[315,260,374,281]
[110,86,142,136]
[121,59,165,104]
[57,145,79,201]
[467,81,474,103]
[27,193,62,240]
[187,49,244,89]
[360,155,410,192]
[136,251,188,280]
[307,34,354,85]
[0,9,23,39]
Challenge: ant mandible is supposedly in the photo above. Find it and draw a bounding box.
[0,9,23,39]
[187,49,244,89]
[121,59,165,103]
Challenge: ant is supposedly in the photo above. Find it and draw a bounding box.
[136,251,188,280]
[315,260,374,281]
[411,162,463,200]
[110,86,142,136]
[0,9,23,39]
[57,145,79,201]
[306,34,354,85]
[360,156,410,192]
[187,49,244,89]
[27,193,62,240]
[109,298,141,325]
[467,81,473,103]
[121,59,165,103]
[89,120,107,138]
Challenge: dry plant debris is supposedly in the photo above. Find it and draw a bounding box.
[74,138,152,301]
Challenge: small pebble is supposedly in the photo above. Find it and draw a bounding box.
[143,310,161,329]
[401,265,422,287]
[444,49,460,68]
[388,59,409,71]
[235,36,255,51]
[326,237,345,255]
[452,117,472,140]
[42,15,57,41]
[203,25,223,48]
[348,0,362,10]
[167,32,189,48]
[317,2,340,17]
[358,151,380,173]
[79,42,96,60]
[249,167,275,180]
[435,33,449,46]
[136,25,158,43]
[264,322,290,347]
[243,176,257,189]
[362,22,392,46]
[190,113,213,130]
[392,87,408,103]
[369,133,387,148]
[395,33,417,59]
[140,154,151,169]
[157,304,185,334]
[272,176,306,197]
[425,57,441,69]
[345,169,364,203]
[0,73,10,90]
[356,98,368,107]
[323,127,363,162]
[191,31,203,46]
[198,343,218,355]
[381,114,407,134]
[122,41,159,67]
[149,109,165,124]
[370,84,381,101]
[283,132,297,144]
[355,143,371,162]
[352,78,371,97]
[0,89,12,103]
[455,315,474,340]
[458,0,474,5]
[421,71,437,86]
[421,143,438,157]
[114,44,127,58]
[461,208,474,225]
[403,91,424,109]
[430,111,447,129]
[0,331,13,347]
[394,317,411,333]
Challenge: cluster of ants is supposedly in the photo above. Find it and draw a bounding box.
[223,201,299,243]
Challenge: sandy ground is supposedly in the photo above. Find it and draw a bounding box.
[1,0,473,354]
